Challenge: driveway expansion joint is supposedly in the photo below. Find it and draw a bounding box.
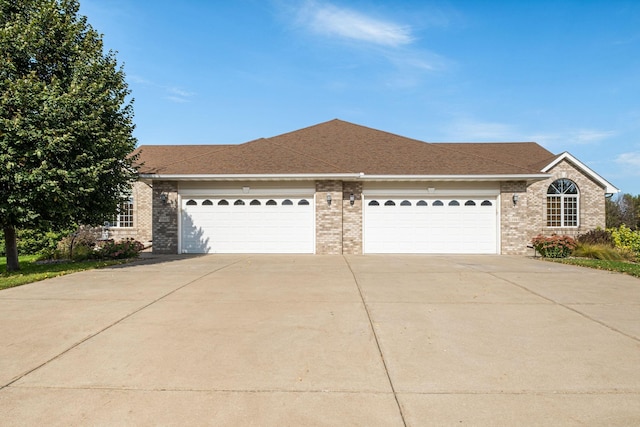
[343,255,408,427]
[488,272,640,344]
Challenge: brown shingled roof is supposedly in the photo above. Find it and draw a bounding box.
[135,119,555,176]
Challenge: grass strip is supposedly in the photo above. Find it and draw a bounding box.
[0,255,127,290]
[544,257,640,278]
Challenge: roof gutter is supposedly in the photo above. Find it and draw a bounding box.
[139,173,363,181]
[140,172,552,182]
[359,174,551,182]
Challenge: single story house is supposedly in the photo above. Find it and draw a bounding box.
[119,119,618,255]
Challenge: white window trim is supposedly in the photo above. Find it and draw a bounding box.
[546,184,579,228]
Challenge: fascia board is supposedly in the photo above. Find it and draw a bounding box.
[359,174,551,182]
[141,173,550,181]
[139,173,362,181]
[542,152,620,194]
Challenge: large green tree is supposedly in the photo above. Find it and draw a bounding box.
[1,0,137,272]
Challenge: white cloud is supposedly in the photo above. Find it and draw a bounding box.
[124,76,195,103]
[166,87,195,103]
[442,118,516,141]
[295,1,413,47]
[615,152,640,170]
[528,129,616,149]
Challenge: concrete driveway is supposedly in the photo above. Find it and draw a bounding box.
[1,255,639,426]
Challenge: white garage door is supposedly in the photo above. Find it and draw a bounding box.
[364,197,497,254]
[181,197,314,253]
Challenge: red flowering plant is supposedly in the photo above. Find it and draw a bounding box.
[98,239,145,260]
[531,234,577,258]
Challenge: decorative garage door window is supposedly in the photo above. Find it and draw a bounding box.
[546,179,578,227]
[181,197,314,254]
[364,197,497,254]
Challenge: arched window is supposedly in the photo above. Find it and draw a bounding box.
[465,200,476,206]
[218,199,229,206]
[234,199,245,206]
[186,199,197,206]
[250,199,261,205]
[400,200,411,206]
[448,200,460,206]
[384,200,396,206]
[481,200,492,206]
[368,200,379,206]
[417,200,428,206]
[547,179,578,227]
[282,199,293,205]
[298,199,310,205]
[266,199,277,206]
[433,200,444,206]
[202,199,213,206]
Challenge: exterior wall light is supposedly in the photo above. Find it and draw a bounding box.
[160,193,168,205]
[512,193,519,205]
[326,193,332,205]
[349,192,355,206]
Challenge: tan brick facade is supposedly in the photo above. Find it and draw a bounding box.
[151,181,179,254]
[108,180,153,245]
[500,160,607,255]
[342,181,363,255]
[137,162,608,255]
[315,180,343,254]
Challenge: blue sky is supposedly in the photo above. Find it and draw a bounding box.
[80,0,640,195]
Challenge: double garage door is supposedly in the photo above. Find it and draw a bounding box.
[181,197,314,253]
[180,194,498,254]
[363,197,498,254]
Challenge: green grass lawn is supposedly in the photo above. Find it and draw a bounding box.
[0,255,127,290]
[544,257,640,278]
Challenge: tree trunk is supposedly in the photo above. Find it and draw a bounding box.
[4,226,20,272]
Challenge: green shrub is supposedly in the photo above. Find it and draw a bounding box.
[576,228,614,247]
[98,239,144,259]
[573,243,624,261]
[531,234,577,258]
[608,225,640,259]
[0,228,74,256]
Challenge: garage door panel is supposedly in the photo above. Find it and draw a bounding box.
[364,197,497,254]
[181,197,314,254]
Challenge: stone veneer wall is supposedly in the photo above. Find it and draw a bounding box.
[501,159,606,255]
[525,160,606,240]
[315,180,343,254]
[500,181,529,254]
[342,181,363,255]
[108,180,153,245]
[152,180,179,254]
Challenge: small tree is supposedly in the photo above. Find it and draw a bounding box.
[0,0,137,271]
[606,193,640,230]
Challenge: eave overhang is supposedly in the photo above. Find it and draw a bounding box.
[542,152,619,194]
[140,173,552,183]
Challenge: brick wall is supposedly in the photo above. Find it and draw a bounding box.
[107,180,153,245]
[342,181,363,254]
[500,160,607,254]
[315,180,343,254]
[500,181,528,254]
[152,180,179,254]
